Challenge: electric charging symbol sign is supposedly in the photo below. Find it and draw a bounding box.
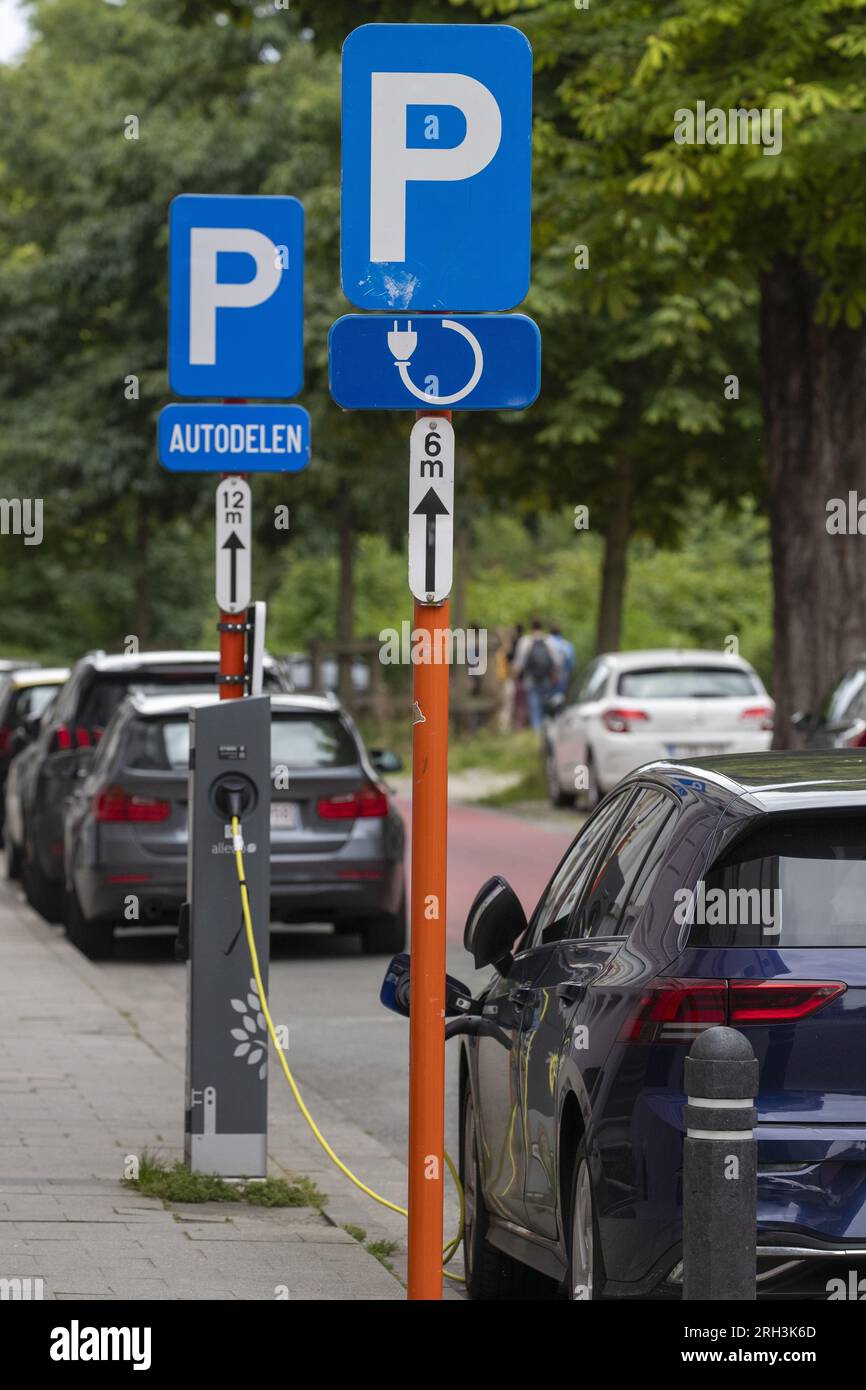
[328,313,540,411]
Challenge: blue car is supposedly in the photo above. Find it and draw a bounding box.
[459,752,866,1300]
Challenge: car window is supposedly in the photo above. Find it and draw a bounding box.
[815,666,866,727]
[576,788,677,939]
[11,684,62,723]
[617,666,759,699]
[576,661,608,704]
[123,713,360,771]
[690,814,866,947]
[525,789,634,948]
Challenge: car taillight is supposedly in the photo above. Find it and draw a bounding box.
[728,980,846,1023]
[602,707,650,734]
[94,786,170,823]
[55,725,73,751]
[846,728,866,748]
[317,785,389,820]
[619,981,727,1043]
[621,978,845,1042]
[53,724,95,751]
[740,705,774,732]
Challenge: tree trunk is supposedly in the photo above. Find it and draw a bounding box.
[335,491,355,706]
[594,458,633,653]
[761,257,866,748]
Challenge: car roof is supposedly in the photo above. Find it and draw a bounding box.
[78,650,281,673]
[637,750,866,813]
[597,648,756,672]
[125,691,341,718]
[9,667,69,688]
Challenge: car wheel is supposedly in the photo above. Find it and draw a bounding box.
[360,894,406,955]
[544,743,576,809]
[567,1146,605,1300]
[4,835,22,881]
[65,888,115,961]
[461,1079,553,1300]
[21,849,64,922]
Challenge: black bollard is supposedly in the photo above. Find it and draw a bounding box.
[683,1025,758,1300]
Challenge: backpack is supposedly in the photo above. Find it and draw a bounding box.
[524,637,554,683]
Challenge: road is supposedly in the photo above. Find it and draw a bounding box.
[59,798,577,1166]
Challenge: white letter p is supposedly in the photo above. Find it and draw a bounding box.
[189,227,282,365]
[370,72,502,263]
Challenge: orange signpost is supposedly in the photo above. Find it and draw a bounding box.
[407,409,453,1300]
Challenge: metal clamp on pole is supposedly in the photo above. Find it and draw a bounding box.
[683,1025,758,1300]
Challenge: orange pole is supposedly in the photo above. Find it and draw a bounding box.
[407,409,452,1300]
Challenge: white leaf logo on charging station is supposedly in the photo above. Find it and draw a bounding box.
[229,976,268,1080]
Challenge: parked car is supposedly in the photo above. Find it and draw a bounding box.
[0,666,68,844]
[0,659,36,674]
[793,654,866,749]
[14,650,292,922]
[543,649,774,810]
[63,690,405,960]
[459,750,866,1300]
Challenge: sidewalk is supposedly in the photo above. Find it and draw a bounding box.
[0,885,415,1301]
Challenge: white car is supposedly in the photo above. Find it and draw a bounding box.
[543,649,774,809]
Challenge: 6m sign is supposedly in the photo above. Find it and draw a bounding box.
[408,417,454,604]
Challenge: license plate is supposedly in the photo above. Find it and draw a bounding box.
[270,803,299,829]
[665,743,727,758]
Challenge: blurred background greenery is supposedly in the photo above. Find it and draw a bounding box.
[1,0,863,746]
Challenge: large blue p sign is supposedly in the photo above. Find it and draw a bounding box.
[168,194,304,399]
[341,24,532,313]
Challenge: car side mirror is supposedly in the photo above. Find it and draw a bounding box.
[791,710,813,732]
[464,876,527,971]
[370,748,403,774]
[545,692,566,717]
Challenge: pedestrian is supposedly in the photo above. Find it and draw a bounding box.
[511,619,562,731]
[549,624,576,699]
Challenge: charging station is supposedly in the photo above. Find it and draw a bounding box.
[185,695,272,1175]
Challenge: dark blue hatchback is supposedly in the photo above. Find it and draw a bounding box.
[459,751,866,1300]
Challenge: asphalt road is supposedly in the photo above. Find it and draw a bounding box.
[99,797,578,1165]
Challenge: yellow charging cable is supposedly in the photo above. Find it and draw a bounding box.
[231,815,465,1281]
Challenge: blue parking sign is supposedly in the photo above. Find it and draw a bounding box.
[168,194,304,399]
[341,24,532,313]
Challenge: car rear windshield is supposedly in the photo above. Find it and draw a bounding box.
[124,714,359,771]
[617,666,759,699]
[687,816,866,947]
[10,683,61,722]
[78,668,283,730]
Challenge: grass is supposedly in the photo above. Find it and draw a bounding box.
[124,1151,325,1210]
[343,1224,400,1272]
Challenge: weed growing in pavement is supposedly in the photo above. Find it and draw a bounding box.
[123,1150,325,1209]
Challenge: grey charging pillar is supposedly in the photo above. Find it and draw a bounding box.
[683,1026,758,1300]
[185,696,271,1176]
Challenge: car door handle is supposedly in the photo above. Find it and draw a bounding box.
[556,982,586,1006]
[508,987,536,1009]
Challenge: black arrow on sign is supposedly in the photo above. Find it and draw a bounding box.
[412,487,450,593]
[221,531,245,606]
